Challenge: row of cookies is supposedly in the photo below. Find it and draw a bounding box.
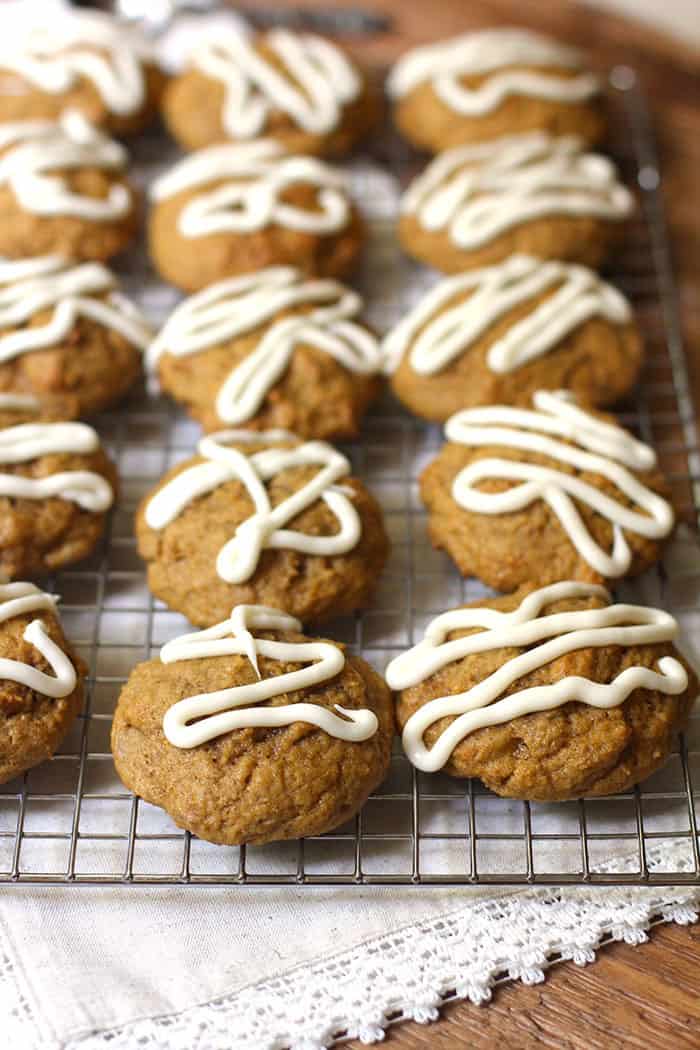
[114,23,696,839]
[0,15,694,849]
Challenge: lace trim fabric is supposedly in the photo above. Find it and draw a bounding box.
[0,839,691,1050]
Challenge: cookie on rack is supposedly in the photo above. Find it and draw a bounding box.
[112,603,394,844]
[388,27,605,153]
[0,10,165,136]
[0,582,85,785]
[0,418,117,579]
[384,255,642,422]
[148,138,364,292]
[0,111,139,262]
[0,256,152,420]
[420,390,674,591]
[398,133,634,274]
[386,581,696,799]
[162,28,378,156]
[147,267,382,439]
[136,429,389,627]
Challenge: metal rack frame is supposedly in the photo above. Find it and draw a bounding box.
[0,68,698,888]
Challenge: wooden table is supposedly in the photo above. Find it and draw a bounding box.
[266,1,700,1045]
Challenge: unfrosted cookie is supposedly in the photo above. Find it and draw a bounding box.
[0,256,151,419]
[0,111,139,262]
[147,267,382,438]
[388,28,604,152]
[399,133,634,274]
[0,581,85,785]
[137,429,389,628]
[384,255,641,421]
[112,604,394,844]
[386,582,696,799]
[148,139,364,292]
[0,419,117,578]
[0,11,165,136]
[420,390,673,591]
[162,28,378,155]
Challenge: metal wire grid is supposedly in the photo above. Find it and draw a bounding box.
[0,68,698,888]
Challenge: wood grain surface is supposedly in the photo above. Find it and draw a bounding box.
[260,1,700,1046]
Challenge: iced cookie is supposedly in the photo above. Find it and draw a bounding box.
[386,581,696,799]
[148,138,363,292]
[399,133,634,274]
[137,429,389,628]
[0,111,139,262]
[0,419,117,578]
[147,267,382,438]
[0,10,165,136]
[0,581,84,785]
[162,28,377,155]
[420,390,674,591]
[0,256,151,419]
[388,28,604,153]
[384,255,641,421]
[112,603,394,844]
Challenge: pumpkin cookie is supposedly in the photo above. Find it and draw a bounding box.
[388,27,604,152]
[384,255,641,421]
[0,256,151,419]
[137,429,389,628]
[0,10,165,136]
[147,267,382,438]
[421,390,674,592]
[0,419,117,579]
[149,138,363,292]
[112,603,394,844]
[0,581,85,785]
[162,27,377,155]
[386,581,696,799]
[399,133,634,274]
[0,111,139,262]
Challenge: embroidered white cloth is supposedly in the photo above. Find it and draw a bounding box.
[0,6,699,1048]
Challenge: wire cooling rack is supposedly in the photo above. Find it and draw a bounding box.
[0,67,698,888]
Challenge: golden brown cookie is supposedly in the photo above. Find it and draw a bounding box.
[137,430,389,627]
[398,133,634,274]
[0,257,151,420]
[149,139,363,292]
[384,256,641,421]
[0,11,165,136]
[0,112,139,262]
[0,582,85,785]
[388,28,605,152]
[148,267,382,438]
[0,420,117,579]
[112,605,394,844]
[420,391,673,591]
[162,28,378,155]
[386,582,696,800]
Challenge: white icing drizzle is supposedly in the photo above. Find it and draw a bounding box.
[0,11,152,117]
[191,28,360,138]
[160,603,378,749]
[0,421,113,511]
[0,110,129,220]
[144,429,361,584]
[385,581,689,773]
[444,389,674,578]
[0,581,77,698]
[0,255,151,363]
[388,28,600,114]
[0,393,39,411]
[146,267,380,426]
[150,138,350,237]
[402,133,634,250]
[382,254,631,376]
